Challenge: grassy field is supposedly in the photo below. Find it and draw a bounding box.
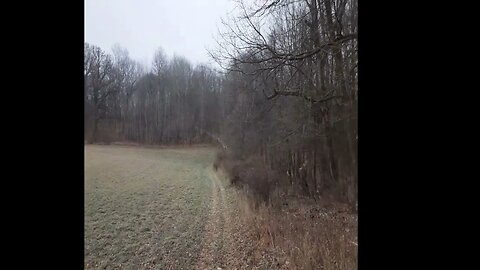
[85,145,217,269]
[85,144,357,270]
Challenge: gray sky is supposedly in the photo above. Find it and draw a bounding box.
[85,0,236,69]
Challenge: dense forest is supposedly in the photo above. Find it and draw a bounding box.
[85,0,357,210]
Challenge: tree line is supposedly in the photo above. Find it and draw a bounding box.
[85,0,357,210]
[84,44,222,144]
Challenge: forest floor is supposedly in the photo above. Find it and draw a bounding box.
[85,144,357,269]
[85,144,257,269]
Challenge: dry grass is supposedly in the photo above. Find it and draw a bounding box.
[237,192,358,270]
[216,164,358,269]
[215,150,357,269]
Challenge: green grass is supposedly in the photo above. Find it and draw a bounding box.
[85,145,216,269]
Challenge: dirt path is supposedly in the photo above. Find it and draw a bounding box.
[85,145,254,270]
[196,169,231,269]
[195,168,257,270]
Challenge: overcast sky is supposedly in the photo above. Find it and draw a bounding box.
[85,0,236,69]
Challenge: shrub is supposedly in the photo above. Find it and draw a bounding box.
[215,150,274,204]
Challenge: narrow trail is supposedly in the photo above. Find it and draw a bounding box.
[195,169,255,270]
[195,169,232,269]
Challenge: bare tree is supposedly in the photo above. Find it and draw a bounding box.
[84,43,116,142]
[84,0,357,208]
[210,0,357,208]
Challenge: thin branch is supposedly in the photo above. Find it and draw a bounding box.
[267,87,340,104]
